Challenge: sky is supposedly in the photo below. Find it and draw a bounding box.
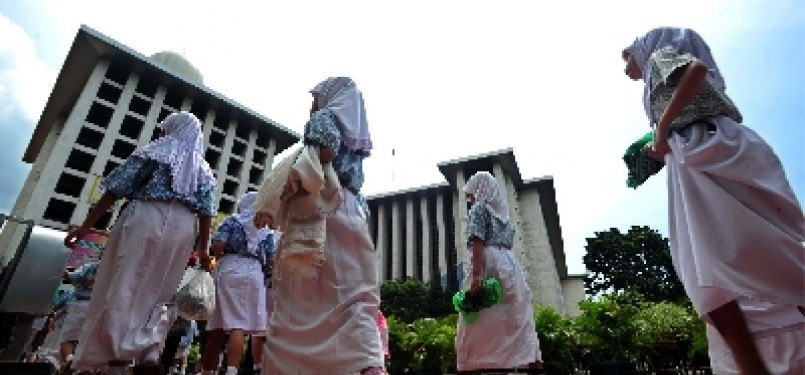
[0,0,803,275]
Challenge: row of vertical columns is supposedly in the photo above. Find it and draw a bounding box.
[374,191,451,284]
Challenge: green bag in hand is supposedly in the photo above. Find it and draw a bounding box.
[452,278,503,324]
[623,130,665,189]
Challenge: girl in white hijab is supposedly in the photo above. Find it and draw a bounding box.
[64,112,218,375]
[623,27,804,375]
[455,171,542,372]
[260,77,385,375]
[201,192,273,375]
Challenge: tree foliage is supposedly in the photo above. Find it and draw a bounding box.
[380,278,454,323]
[583,226,685,302]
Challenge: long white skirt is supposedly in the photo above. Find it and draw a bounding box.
[206,255,267,334]
[706,298,805,375]
[455,246,541,371]
[666,118,805,373]
[264,191,383,375]
[73,200,197,370]
[59,300,89,342]
[666,118,804,313]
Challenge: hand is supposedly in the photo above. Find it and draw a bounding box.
[320,148,336,163]
[644,137,670,162]
[197,252,213,272]
[64,226,91,248]
[254,211,275,229]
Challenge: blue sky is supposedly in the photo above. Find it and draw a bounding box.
[0,0,802,274]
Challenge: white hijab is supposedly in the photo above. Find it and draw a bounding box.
[310,77,372,154]
[235,191,271,254]
[132,111,216,195]
[464,171,510,223]
[623,27,725,120]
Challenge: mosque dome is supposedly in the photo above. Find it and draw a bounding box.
[150,51,204,85]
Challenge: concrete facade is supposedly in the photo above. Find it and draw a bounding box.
[367,149,585,315]
[0,26,299,263]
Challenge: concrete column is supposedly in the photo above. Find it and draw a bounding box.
[201,109,216,151]
[419,194,432,283]
[492,163,515,220]
[376,202,388,281]
[263,138,277,172]
[23,59,111,227]
[454,169,468,269]
[405,197,415,278]
[236,129,257,198]
[435,192,447,286]
[138,86,166,147]
[214,120,237,203]
[391,200,402,279]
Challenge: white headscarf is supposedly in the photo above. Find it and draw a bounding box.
[310,77,372,154]
[464,171,509,222]
[235,191,271,254]
[132,111,216,195]
[623,27,725,120]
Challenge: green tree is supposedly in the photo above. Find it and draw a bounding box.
[583,226,685,302]
[380,278,454,323]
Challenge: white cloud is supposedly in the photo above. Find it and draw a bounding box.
[0,13,56,122]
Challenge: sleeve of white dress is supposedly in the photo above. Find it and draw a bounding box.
[254,146,306,219]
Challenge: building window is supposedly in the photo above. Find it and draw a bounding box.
[226,159,242,178]
[76,127,105,149]
[249,167,262,185]
[65,149,95,173]
[86,102,114,128]
[205,149,221,169]
[135,75,159,97]
[252,149,267,166]
[97,82,122,104]
[111,140,136,159]
[209,130,225,148]
[223,179,238,198]
[43,198,76,224]
[119,115,144,140]
[54,173,85,198]
[163,87,183,109]
[105,62,130,85]
[235,123,250,140]
[219,198,235,214]
[190,99,209,122]
[232,139,246,157]
[213,114,229,132]
[104,161,120,176]
[129,96,151,116]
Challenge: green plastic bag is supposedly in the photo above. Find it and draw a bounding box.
[452,278,503,324]
[623,130,665,188]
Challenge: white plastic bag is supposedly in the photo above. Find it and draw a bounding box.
[173,268,215,321]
